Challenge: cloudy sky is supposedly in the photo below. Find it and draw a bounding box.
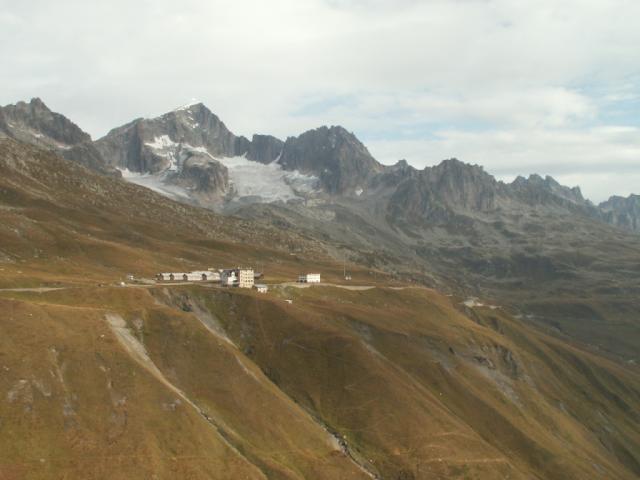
[1,0,639,202]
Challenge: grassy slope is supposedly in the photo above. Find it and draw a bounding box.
[194,285,640,479]
[0,296,266,479]
[0,138,384,289]
[0,138,639,479]
[2,284,638,479]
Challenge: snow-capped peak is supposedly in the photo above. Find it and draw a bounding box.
[173,98,201,112]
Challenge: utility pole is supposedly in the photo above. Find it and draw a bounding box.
[343,252,346,279]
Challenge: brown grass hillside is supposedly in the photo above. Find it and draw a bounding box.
[0,138,639,479]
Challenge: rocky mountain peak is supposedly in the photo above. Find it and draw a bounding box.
[0,98,119,177]
[27,96,49,111]
[385,158,501,225]
[430,157,491,177]
[510,173,587,207]
[247,134,284,164]
[599,193,640,232]
[95,102,246,174]
[94,103,289,202]
[0,97,91,147]
[424,158,500,211]
[163,102,224,129]
[278,125,383,194]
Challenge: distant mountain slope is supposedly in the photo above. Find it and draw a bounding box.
[0,137,639,480]
[0,98,118,176]
[94,103,310,205]
[279,125,383,194]
[382,159,602,231]
[235,158,640,362]
[95,105,384,202]
[600,194,640,232]
[5,98,638,233]
[95,103,245,173]
[89,99,639,233]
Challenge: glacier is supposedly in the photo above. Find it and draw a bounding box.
[218,156,318,203]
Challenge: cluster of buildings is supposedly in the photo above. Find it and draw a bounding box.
[156,268,323,294]
[156,267,269,293]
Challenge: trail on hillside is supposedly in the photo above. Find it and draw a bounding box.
[104,312,269,480]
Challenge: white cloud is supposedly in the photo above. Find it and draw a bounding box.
[0,0,639,200]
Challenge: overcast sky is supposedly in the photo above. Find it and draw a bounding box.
[1,0,639,202]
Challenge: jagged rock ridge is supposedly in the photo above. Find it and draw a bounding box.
[2,98,638,232]
[278,125,383,194]
[0,98,118,176]
[599,194,640,232]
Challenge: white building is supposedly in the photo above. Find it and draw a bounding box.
[298,273,321,283]
[157,273,180,282]
[221,268,254,288]
[238,268,255,288]
[197,270,221,282]
[156,270,220,282]
[221,269,238,286]
[254,284,268,293]
[190,271,219,282]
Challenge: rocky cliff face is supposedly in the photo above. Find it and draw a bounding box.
[0,97,90,146]
[246,134,284,164]
[278,126,383,195]
[385,159,504,226]
[0,98,118,177]
[95,110,385,201]
[94,103,245,173]
[173,153,230,200]
[510,174,594,212]
[382,159,610,228]
[599,194,640,232]
[94,104,294,202]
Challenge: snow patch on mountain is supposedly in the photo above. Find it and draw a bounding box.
[144,136,183,171]
[218,156,318,203]
[188,146,210,156]
[185,117,199,129]
[173,99,200,112]
[118,168,190,200]
[120,137,318,205]
[145,135,176,151]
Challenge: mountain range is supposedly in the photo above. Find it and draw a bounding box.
[1,98,638,229]
[2,98,640,364]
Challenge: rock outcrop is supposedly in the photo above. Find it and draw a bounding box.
[94,103,246,173]
[0,98,118,177]
[599,194,640,232]
[173,154,230,200]
[278,126,383,195]
[246,134,284,164]
[385,159,503,226]
[0,97,90,146]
